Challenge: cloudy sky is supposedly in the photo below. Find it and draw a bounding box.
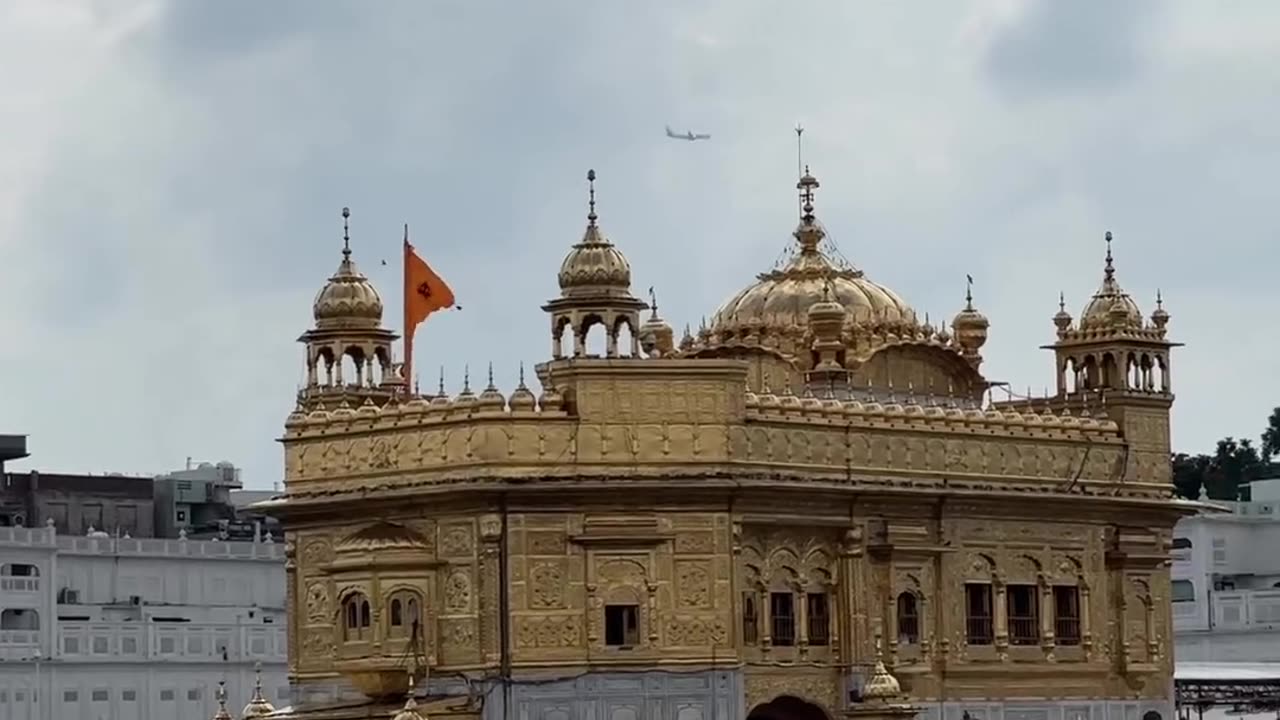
[2,0,1276,489]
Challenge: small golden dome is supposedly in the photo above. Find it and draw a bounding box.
[557,170,633,297]
[453,370,478,411]
[638,293,676,357]
[477,364,506,412]
[1053,291,1073,333]
[1079,232,1143,331]
[242,665,276,719]
[951,280,989,353]
[709,169,918,346]
[336,522,431,554]
[313,208,384,330]
[509,365,537,411]
[862,658,902,700]
[1150,290,1170,330]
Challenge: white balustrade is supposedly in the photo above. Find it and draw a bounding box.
[57,622,287,662]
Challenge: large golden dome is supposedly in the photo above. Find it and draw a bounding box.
[313,208,384,330]
[709,171,918,340]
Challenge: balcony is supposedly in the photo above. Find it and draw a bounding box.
[0,576,40,593]
[0,630,41,660]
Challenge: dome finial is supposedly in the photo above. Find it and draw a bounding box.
[437,366,445,397]
[1059,291,1066,312]
[648,286,659,319]
[587,169,598,228]
[1104,230,1115,280]
[964,273,975,311]
[211,681,233,720]
[342,206,352,259]
[518,361,527,387]
[798,165,818,223]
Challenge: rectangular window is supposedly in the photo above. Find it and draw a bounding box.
[770,592,796,646]
[806,593,830,646]
[604,604,639,647]
[964,583,993,645]
[1053,586,1081,646]
[741,592,759,645]
[1172,579,1195,602]
[160,690,175,702]
[63,636,79,654]
[122,637,139,655]
[1007,584,1040,646]
[187,688,201,701]
[92,636,109,654]
[92,690,108,702]
[63,690,78,703]
[897,592,920,645]
[122,690,137,702]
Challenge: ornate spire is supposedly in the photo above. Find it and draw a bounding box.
[211,681,233,720]
[392,671,423,720]
[1104,230,1114,281]
[794,166,825,253]
[587,169,598,228]
[342,206,352,259]
[242,662,277,718]
[964,273,975,311]
[863,634,903,701]
[648,286,659,319]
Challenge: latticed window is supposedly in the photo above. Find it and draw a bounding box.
[742,592,759,645]
[897,592,920,645]
[806,593,830,646]
[1006,584,1040,646]
[770,592,795,646]
[965,583,993,645]
[1053,586,1081,645]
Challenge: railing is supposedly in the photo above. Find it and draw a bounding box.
[0,630,40,661]
[0,526,282,559]
[1212,589,1280,629]
[0,526,56,546]
[58,622,287,662]
[0,576,40,592]
[57,536,284,560]
[0,630,39,645]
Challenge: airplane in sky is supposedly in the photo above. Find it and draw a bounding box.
[666,125,710,141]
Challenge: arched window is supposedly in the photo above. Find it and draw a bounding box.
[896,592,919,645]
[387,590,422,640]
[341,592,372,641]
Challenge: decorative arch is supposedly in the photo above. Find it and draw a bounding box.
[747,695,833,720]
[339,589,372,642]
[386,588,423,640]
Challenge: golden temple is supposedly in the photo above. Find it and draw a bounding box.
[248,167,1188,720]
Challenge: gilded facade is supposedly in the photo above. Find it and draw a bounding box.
[256,170,1188,720]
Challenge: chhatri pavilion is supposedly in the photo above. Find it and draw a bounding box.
[237,166,1187,720]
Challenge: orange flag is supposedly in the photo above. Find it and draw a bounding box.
[403,225,457,386]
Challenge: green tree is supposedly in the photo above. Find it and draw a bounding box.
[1262,406,1280,460]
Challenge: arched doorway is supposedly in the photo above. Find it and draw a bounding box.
[748,696,833,720]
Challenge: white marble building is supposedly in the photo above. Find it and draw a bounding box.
[1172,478,1280,665]
[0,524,286,720]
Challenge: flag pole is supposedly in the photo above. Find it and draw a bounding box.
[403,224,413,389]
